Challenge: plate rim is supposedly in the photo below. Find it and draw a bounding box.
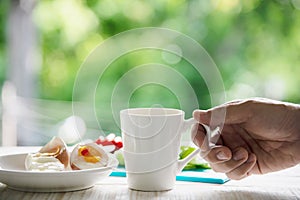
[0,152,118,174]
[0,152,118,192]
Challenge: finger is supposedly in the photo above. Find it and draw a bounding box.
[191,123,212,151]
[225,153,257,180]
[208,147,248,172]
[191,124,223,151]
[200,146,232,164]
[191,124,204,147]
[193,100,253,126]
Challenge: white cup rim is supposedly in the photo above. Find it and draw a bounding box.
[120,108,184,117]
[120,108,185,139]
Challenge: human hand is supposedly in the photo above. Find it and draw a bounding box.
[192,98,300,180]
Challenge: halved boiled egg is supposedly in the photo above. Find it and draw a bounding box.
[70,143,109,170]
[25,136,69,171]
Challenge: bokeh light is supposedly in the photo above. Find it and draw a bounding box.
[1,0,300,144]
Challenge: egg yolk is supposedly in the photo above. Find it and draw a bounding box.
[78,146,101,163]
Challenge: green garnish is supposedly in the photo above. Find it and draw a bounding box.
[179,146,211,170]
[115,146,211,170]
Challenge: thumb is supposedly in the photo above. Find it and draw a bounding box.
[193,108,226,127]
[193,110,210,125]
[193,101,252,126]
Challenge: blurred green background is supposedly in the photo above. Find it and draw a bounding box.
[1,0,300,145]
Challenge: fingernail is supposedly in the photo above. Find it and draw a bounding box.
[233,149,246,161]
[216,151,229,160]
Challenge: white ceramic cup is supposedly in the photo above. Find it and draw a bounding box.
[120,108,217,191]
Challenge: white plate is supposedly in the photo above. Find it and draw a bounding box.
[0,153,118,192]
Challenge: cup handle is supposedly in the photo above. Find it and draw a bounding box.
[177,118,220,173]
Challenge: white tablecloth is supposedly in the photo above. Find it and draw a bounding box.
[0,146,299,200]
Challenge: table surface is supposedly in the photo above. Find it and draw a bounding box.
[0,146,299,200]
